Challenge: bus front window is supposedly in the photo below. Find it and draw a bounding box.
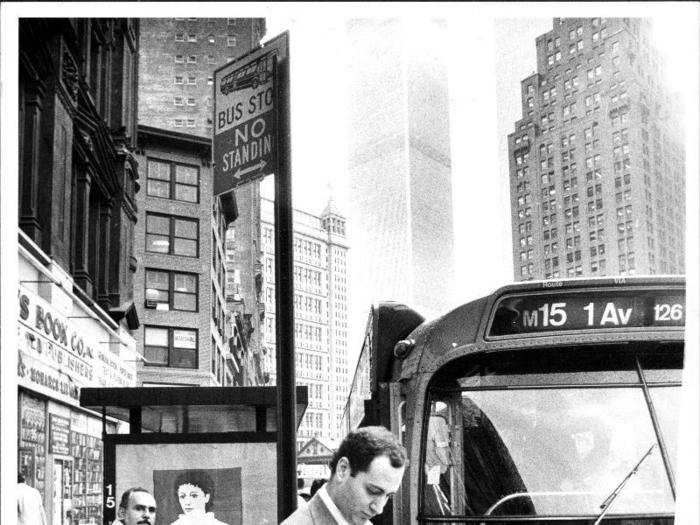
[421,350,680,520]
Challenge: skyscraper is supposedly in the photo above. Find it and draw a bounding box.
[260,197,349,446]
[508,18,685,281]
[346,19,455,321]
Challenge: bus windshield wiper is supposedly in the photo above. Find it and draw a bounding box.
[593,443,656,525]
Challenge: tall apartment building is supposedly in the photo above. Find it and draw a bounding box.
[346,19,455,321]
[260,197,350,447]
[136,18,267,385]
[17,18,140,524]
[508,18,685,281]
[138,17,265,137]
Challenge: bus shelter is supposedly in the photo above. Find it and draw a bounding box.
[80,386,307,525]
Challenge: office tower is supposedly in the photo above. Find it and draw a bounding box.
[260,197,350,446]
[508,18,685,280]
[346,19,455,321]
[17,18,140,524]
[138,17,265,137]
[135,18,267,385]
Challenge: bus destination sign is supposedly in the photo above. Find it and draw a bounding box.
[213,33,288,195]
[489,290,685,337]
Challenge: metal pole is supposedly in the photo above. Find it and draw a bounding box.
[273,34,297,522]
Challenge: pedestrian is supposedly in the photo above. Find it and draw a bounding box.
[116,487,157,525]
[171,470,229,525]
[17,473,47,525]
[281,426,407,525]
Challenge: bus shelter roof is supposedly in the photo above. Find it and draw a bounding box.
[80,386,308,434]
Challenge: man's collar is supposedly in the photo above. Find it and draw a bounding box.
[318,484,352,525]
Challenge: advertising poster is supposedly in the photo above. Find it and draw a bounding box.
[113,442,276,524]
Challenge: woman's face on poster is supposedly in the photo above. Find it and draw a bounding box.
[177,483,210,515]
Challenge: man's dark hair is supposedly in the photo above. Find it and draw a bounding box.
[329,426,407,476]
[173,470,215,511]
[119,487,152,511]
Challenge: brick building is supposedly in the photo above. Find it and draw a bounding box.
[138,17,265,138]
[133,125,242,386]
[225,181,267,386]
[508,18,685,280]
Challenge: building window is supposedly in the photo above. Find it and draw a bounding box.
[227,36,237,47]
[187,55,197,63]
[187,33,197,42]
[187,76,196,85]
[145,269,198,311]
[175,33,185,42]
[144,326,198,368]
[208,34,215,44]
[174,119,183,127]
[207,76,214,85]
[174,96,183,106]
[174,76,183,84]
[147,159,200,203]
[187,97,196,106]
[186,119,195,127]
[146,213,199,257]
[175,54,184,63]
[207,54,216,64]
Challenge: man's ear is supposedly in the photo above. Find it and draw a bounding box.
[117,506,125,520]
[336,457,351,482]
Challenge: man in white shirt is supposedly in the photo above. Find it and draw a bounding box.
[282,426,406,525]
[17,473,47,525]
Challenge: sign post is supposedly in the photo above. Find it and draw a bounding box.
[213,32,296,522]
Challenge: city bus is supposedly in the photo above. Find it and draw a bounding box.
[342,276,684,524]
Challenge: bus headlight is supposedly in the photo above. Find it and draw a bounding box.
[394,338,415,358]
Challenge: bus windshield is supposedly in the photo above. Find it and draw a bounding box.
[422,346,680,520]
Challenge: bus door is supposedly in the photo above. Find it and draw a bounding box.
[424,393,466,517]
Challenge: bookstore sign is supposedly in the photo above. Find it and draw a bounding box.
[17,288,136,407]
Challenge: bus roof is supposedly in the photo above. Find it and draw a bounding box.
[398,275,685,381]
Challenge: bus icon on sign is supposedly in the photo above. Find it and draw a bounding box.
[220,54,274,95]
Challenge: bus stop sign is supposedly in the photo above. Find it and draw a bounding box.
[213,33,288,195]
